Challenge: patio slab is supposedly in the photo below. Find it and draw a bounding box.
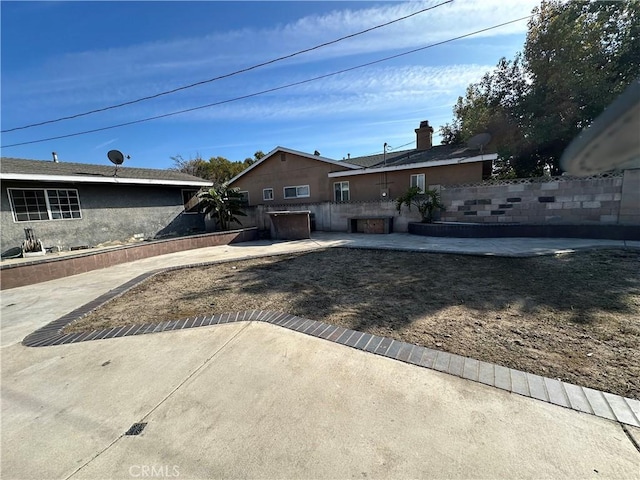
[2,323,638,479]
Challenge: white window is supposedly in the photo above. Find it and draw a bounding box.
[410,174,425,193]
[263,188,274,201]
[283,185,310,199]
[334,181,350,202]
[8,188,82,222]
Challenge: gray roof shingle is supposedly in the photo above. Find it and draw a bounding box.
[341,145,495,169]
[1,157,210,184]
[342,149,412,168]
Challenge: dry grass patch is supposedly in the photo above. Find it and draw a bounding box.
[66,248,640,399]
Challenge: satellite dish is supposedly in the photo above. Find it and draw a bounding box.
[107,150,125,165]
[467,133,492,150]
[561,79,640,175]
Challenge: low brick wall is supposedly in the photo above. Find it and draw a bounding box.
[0,228,258,290]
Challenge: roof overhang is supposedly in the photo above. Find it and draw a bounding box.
[227,146,361,185]
[327,153,497,178]
[0,173,213,187]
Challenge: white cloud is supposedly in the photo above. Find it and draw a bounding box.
[5,0,537,103]
[167,63,492,122]
[93,138,119,150]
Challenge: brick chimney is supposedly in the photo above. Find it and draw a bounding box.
[415,120,434,150]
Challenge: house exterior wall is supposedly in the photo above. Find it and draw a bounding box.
[229,151,351,205]
[232,150,485,206]
[1,182,205,253]
[336,162,484,201]
[235,171,638,234]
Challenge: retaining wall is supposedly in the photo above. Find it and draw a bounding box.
[0,228,258,290]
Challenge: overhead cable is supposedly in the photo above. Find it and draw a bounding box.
[1,15,532,149]
[1,1,452,133]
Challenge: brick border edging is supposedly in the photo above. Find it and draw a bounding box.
[23,309,640,428]
[21,249,329,348]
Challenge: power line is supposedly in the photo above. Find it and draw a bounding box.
[1,15,532,149]
[1,1,452,134]
[365,140,415,157]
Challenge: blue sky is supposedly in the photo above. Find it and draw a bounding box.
[1,0,540,170]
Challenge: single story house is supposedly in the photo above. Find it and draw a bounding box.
[1,156,212,255]
[228,121,497,205]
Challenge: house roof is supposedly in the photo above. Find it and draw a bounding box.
[0,157,213,187]
[342,149,413,168]
[227,146,361,185]
[343,145,496,169]
[329,151,498,178]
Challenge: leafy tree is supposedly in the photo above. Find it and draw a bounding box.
[170,154,259,183]
[169,154,210,178]
[440,0,640,177]
[198,186,247,231]
[396,186,445,223]
[244,150,265,165]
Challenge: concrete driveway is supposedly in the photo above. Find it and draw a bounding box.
[2,234,639,479]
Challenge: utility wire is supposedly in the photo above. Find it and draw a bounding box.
[365,140,415,157]
[2,1,452,133]
[1,15,532,149]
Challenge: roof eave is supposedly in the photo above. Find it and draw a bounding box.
[0,173,213,187]
[227,146,362,185]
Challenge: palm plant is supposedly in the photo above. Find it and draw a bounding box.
[396,186,445,223]
[198,185,247,231]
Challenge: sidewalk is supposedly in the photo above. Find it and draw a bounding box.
[2,233,639,479]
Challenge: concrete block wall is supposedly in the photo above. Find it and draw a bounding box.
[438,172,635,225]
[619,169,640,225]
[241,200,421,233]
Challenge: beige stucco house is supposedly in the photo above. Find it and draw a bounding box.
[228,121,497,206]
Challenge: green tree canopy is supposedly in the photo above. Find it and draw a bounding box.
[441,0,640,177]
[170,153,259,184]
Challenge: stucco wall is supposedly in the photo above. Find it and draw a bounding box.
[231,152,485,206]
[229,151,351,206]
[236,171,638,233]
[1,182,205,253]
[337,162,484,201]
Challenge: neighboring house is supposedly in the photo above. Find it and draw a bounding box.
[227,148,362,205]
[1,157,212,254]
[228,120,497,205]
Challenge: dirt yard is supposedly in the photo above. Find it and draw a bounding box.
[66,248,640,399]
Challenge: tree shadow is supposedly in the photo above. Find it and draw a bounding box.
[180,248,638,331]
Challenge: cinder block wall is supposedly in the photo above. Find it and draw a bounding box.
[240,201,421,233]
[438,172,632,225]
[619,169,640,225]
